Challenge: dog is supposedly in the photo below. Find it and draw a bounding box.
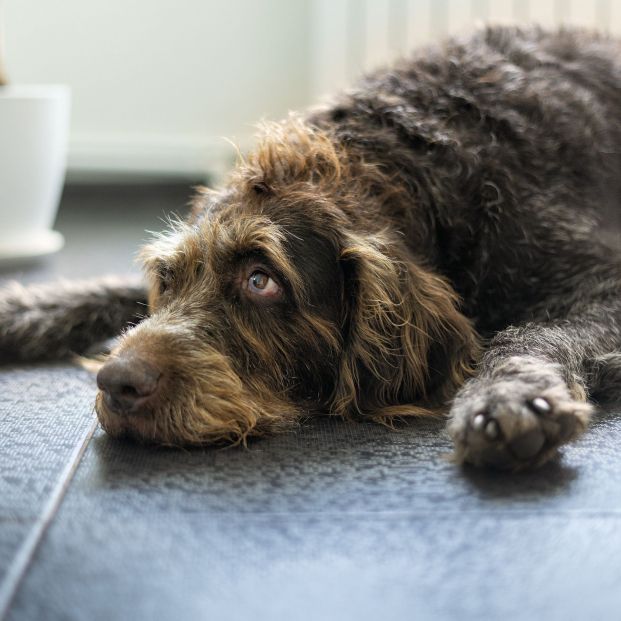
[2,26,621,470]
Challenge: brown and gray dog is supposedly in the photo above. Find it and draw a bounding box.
[2,26,621,469]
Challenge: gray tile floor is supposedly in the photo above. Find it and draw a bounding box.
[1,185,621,621]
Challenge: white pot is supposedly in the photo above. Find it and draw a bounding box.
[0,85,70,259]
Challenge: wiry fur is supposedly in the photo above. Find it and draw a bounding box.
[2,26,621,468]
[0,277,146,363]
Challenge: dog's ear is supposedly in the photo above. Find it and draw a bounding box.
[332,231,480,420]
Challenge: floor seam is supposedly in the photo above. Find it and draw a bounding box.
[0,415,99,621]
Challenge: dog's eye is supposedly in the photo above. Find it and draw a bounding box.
[247,270,281,298]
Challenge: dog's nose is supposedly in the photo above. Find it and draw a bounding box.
[97,356,161,415]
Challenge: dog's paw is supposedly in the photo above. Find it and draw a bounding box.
[447,363,592,469]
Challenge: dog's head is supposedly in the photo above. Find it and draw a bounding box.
[96,119,479,445]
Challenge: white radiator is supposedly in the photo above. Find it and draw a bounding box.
[311,0,621,97]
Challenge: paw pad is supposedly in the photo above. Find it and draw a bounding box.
[507,427,546,460]
[449,381,592,469]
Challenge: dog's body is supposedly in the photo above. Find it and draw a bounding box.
[2,26,621,468]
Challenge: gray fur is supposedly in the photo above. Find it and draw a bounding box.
[0,277,146,362]
[305,26,621,468]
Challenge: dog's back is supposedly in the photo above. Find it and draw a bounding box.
[312,26,621,331]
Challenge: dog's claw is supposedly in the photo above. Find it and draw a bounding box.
[485,419,499,439]
[472,413,486,431]
[530,397,551,414]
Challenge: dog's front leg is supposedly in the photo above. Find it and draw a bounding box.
[447,306,621,469]
[0,276,147,363]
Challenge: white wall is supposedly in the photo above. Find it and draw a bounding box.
[311,0,621,98]
[4,0,312,179]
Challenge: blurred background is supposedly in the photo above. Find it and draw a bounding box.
[5,0,620,184]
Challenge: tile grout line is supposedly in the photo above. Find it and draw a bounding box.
[0,415,99,621]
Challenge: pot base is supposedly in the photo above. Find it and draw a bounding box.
[0,230,64,264]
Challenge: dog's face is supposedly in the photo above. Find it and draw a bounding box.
[96,120,479,445]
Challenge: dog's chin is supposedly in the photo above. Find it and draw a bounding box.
[94,390,262,447]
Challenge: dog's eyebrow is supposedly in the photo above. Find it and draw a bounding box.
[138,223,200,273]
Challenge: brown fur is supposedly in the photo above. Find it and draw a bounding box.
[97,118,480,446]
